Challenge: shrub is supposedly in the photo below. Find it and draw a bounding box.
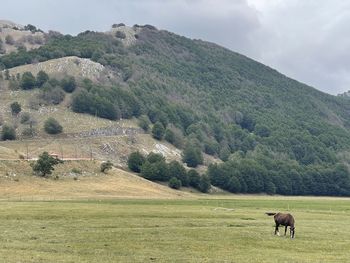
[39,83,65,105]
[152,121,165,140]
[5,35,15,45]
[8,79,19,90]
[21,127,36,138]
[1,125,16,140]
[138,115,150,132]
[100,161,113,173]
[115,31,126,39]
[71,168,82,174]
[48,78,60,87]
[112,23,125,28]
[169,177,182,189]
[127,151,146,173]
[61,76,76,93]
[20,72,36,90]
[36,70,49,87]
[20,112,31,124]
[10,102,21,115]
[44,117,63,134]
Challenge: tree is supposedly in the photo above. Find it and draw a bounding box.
[265,181,276,195]
[39,83,65,105]
[1,125,16,141]
[36,70,49,87]
[100,161,113,173]
[44,117,63,134]
[24,24,40,33]
[164,128,175,144]
[141,160,169,181]
[127,151,146,173]
[168,160,188,186]
[61,76,76,93]
[31,152,62,176]
[182,143,203,168]
[188,169,201,189]
[152,121,165,140]
[147,152,165,163]
[219,146,231,161]
[169,177,182,189]
[228,176,241,193]
[20,72,36,90]
[199,174,211,193]
[255,124,271,137]
[10,102,21,115]
[138,115,150,132]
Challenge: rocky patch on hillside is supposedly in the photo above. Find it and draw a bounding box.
[0,20,45,55]
[5,56,106,81]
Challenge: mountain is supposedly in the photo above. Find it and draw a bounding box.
[1,22,350,196]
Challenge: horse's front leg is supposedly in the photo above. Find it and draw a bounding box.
[284,226,287,236]
[275,224,280,236]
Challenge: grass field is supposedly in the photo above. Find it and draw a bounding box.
[0,196,349,262]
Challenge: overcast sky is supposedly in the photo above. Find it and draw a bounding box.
[0,0,349,95]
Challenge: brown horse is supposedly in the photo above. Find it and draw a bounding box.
[266,212,295,238]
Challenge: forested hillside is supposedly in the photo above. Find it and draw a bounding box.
[2,24,350,195]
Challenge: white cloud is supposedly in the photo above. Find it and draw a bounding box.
[246,0,350,94]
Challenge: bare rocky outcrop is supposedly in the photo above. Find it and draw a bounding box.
[72,125,143,138]
[5,56,106,81]
[106,24,142,46]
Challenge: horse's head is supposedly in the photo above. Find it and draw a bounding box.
[290,226,295,238]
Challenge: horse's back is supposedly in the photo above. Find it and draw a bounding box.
[274,212,294,226]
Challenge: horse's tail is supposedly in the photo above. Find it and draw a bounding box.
[265,212,276,216]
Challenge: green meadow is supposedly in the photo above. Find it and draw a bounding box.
[0,196,349,262]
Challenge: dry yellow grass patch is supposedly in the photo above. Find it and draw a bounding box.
[0,160,193,200]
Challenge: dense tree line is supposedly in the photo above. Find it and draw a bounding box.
[71,84,140,120]
[127,151,210,192]
[208,148,350,196]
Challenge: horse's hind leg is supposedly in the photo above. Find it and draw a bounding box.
[275,224,280,236]
[284,226,287,236]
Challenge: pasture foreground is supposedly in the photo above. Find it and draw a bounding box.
[0,197,349,262]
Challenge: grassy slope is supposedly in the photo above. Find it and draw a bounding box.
[0,197,349,262]
[0,87,195,165]
[0,160,193,200]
